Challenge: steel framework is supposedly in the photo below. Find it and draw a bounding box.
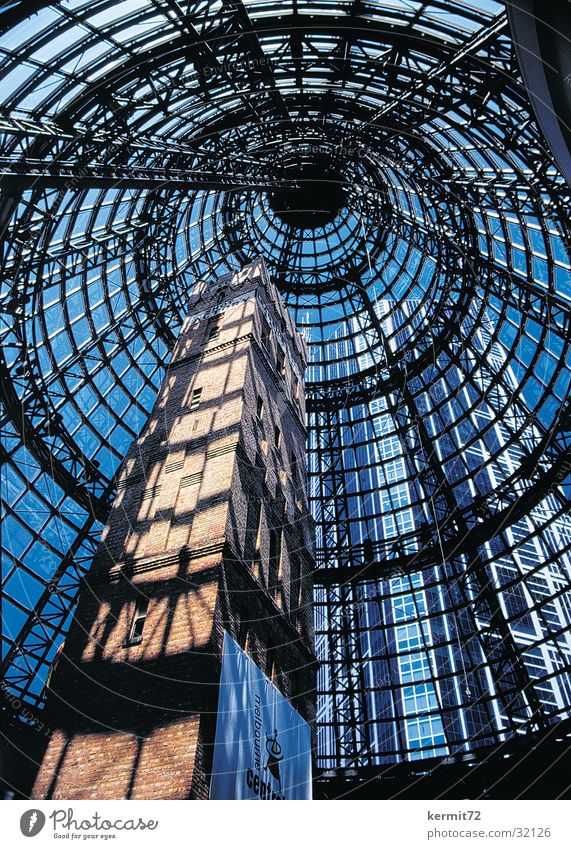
[1,0,570,770]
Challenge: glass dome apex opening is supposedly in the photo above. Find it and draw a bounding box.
[266,151,349,229]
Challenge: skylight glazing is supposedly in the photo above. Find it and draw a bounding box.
[1,0,570,768]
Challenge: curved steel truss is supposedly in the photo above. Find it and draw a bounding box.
[1,0,570,768]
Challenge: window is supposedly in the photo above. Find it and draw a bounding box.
[290,452,298,485]
[269,527,282,590]
[275,531,286,608]
[190,387,203,411]
[207,320,220,341]
[266,646,276,681]
[294,559,303,624]
[261,319,271,350]
[266,646,283,688]
[381,482,409,511]
[238,616,249,650]
[295,562,304,622]
[254,502,264,556]
[252,500,264,584]
[276,346,285,375]
[256,394,264,420]
[126,597,149,646]
[246,493,262,563]
[292,373,299,400]
[274,425,281,449]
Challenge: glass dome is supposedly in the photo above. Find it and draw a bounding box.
[1,0,570,768]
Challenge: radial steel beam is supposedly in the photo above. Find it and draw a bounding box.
[0,165,293,193]
[359,11,508,129]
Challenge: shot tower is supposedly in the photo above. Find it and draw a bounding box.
[33,258,316,799]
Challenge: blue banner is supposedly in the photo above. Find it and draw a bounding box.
[210,632,312,800]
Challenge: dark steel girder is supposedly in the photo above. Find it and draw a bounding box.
[0,3,294,179]
[0,167,300,193]
[7,12,516,158]
[0,377,111,524]
[359,11,508,127]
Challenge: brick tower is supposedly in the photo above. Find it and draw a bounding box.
[33,257,316,800]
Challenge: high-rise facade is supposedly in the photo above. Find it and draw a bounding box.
[32,257,316,799]
[315,299,571,767]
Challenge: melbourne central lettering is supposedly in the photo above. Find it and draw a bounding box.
[254,693,262,771]
[245,769,284,800]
